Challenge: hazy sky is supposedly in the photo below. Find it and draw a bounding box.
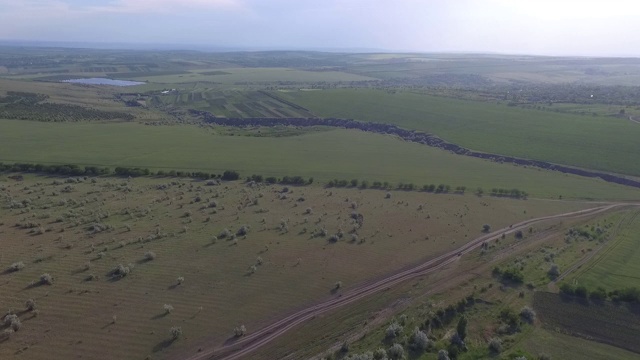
[1,0,639,56]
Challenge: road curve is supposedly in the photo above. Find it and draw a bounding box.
[181,203,633,360]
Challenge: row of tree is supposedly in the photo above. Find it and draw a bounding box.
[560,284,640,303]
[246,174,314,185]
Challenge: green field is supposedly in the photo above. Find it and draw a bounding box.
[1,119,639,200]
[285,89,640,177]
[571,210,640,289]
[132,68,376,84]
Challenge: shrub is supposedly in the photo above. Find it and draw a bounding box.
[488,337,503,353]
[387,343,404,360]
[113,264,130,278]
[170,326,182,340]
[164,304,174,314]
[515,230,524,239]
[559,283,575,295]
[385,321,403,339]
[385,192,391,199]
[548,264,560,279]
[589,287,607,301]
[329,234,339,242]
[177,276,184,285]
[3,314,21,331]
[335,281,343,289]
[8,261,25,272]
[482,224,491,233]
[236,225,249,236]
[305,207,312,214]
[520,306,536,323]
[40,273,53,285]
[437,349,450,360]
[575,285,588,298]
[234,324,246,337]
[144,251,156,261]
[25,299,36,311]
[411,327,430,351]
[373,348,387,360]
[219,228,232,239]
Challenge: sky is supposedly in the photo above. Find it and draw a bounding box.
[1,0,639,56]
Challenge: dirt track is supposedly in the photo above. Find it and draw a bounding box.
[180,203,634,360]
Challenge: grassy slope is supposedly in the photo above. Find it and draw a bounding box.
[285,89,640,177]
[571,209,640,289]
[1,119,639,200]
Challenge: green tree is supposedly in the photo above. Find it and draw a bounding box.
[456,316,468,340]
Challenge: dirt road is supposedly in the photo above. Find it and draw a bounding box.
[181,203,633,360]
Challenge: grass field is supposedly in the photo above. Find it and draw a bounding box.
[570,209,640,289]
[1,119,639,200]
[0,175,590,359]
[284,89,640,177]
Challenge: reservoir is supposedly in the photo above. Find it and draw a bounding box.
[62,78,144,86]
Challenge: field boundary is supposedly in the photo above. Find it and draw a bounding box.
[190,111,640,190]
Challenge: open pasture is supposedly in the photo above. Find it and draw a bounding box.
[0,175,591,359]
[285,89,640,177]
[1,120,639,200]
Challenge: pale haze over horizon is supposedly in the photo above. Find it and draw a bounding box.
[1,0,639,56]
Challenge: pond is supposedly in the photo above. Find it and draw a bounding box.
[62,78,145,86]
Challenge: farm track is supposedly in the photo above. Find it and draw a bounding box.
[190,111,640,190]
[181,203,635,360]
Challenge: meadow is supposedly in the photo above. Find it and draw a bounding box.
[285,89,640,177]
[1,119,639,200]
[0,175,589,359]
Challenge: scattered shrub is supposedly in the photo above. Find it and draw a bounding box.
[385,321,403,339]
[25,299,36,311]
[7,261,25,272]
[164,304,174,314]
[411,327,430,351]
[177,276,184,285]
[387,343,404,360]
[548,264,560,279]
[144,251,156,261]
[488,337,503,353]
[234,324,246,337]
[520,306,536,323]
[40,273,53,285]
[236,225,249,236]
[170,326,182,340]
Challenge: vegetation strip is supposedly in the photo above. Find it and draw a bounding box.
[190,111,640,190]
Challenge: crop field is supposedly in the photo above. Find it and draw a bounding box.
[284,89,640,176]
[570,209,640,289]
[0,174,592,359]
[533,291,640,353]
[150,90,314,118]
[1,120,640,200]
[520,327,640,360]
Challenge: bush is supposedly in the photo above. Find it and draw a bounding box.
[3,314,21,331]
[169,326,182,340]
[113,264,130,278]
[411,327,430,351]
[40,273,53,285]
[177,276,184,285]
[515,230,524,239]
[385,321,403,339]
[164,304,174,314]
[234,324,246,337]
[8,261,25,272]
[221,170,240,181]
[26,299,36,311]
[482,224,491,233]
[236,225,249,236]
[488,338,503,353]
[575,285,588,298]
[437,349,450,360]
[548,264,560,279]
[144,251,156,261]
[373,348,387,360]
[387,343,404,360]
[219,228,232,239]
[520,306,536,323]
